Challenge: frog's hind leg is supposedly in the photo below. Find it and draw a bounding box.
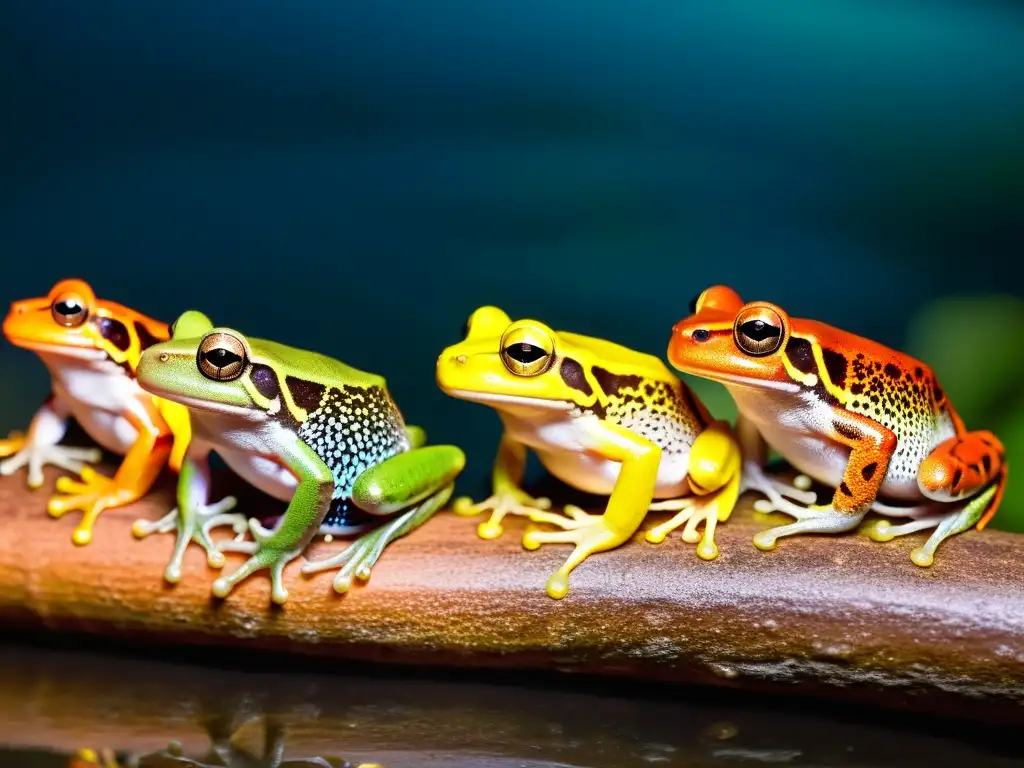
[645,420,742,560]
[301,444,465,593]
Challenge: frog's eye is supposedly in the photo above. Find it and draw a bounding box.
[500,327,554,377]
[197,332,247,381]
[733,307,784,356]
[51,293,88,328]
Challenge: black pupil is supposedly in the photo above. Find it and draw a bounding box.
[506,342,546,364]
[740,319,781,342]
[693,329,710,341]
[55,300,82,316]
[203,348,241,368]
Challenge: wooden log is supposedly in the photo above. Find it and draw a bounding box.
[0,465,1022,726]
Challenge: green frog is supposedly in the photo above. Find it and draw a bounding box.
[133,310,465,604]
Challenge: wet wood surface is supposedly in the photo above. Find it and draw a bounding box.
[0,465,1022,726]
[0,643,1020,767]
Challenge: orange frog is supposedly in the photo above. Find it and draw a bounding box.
[0,279,195,545]
[666,285,1007,566]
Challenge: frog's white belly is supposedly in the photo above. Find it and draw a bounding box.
[46,356,142,456]
[189,412,298,502]
[730,386,927,501]
[499,410,692,499]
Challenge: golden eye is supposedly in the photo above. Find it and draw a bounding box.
[197,332,247,381]
[51,293,88,328]
[734,306,784,356]
[500,327,554,376]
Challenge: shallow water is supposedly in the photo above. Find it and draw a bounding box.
[0,637,1020,768]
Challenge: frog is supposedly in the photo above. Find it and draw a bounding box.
[435,305,814,600]
[0,278,193,545]
[133,310,465,604]
[666,285,1007,566]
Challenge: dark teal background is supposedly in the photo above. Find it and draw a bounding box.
[3,1,1022,522]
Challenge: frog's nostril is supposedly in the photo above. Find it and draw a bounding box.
[455,354,467,364]
[693,329,711,342]
[159,353,169,362]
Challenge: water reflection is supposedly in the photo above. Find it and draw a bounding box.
[0,641,1019,768]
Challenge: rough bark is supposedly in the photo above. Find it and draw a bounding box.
[0,466,1022,725]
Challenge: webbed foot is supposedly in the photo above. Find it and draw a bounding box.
[452,487,554,539]
[132,496,245,583]
[46,466,135,545]
[741,461,817,516]
[302,488,450,594]
[211,533,302,605]
[522,515,629,599]
[645,496,722,560]
[752,503,863,551]
[0,431,102,490]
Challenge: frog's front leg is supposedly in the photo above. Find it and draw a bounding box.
[132,445,244,583]
[753,410,896,551]
[301,444,465,594]
[520,421,658,599]
[46,396,172,545]
[452,431,554,539]
[644,420,742,560]
[212,438,335,605]
[867,430,1006,566]
[0,394,102,489]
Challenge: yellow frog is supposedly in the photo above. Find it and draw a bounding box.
[435,305,785,599]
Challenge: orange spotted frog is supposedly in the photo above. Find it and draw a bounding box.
[667,285,1007,566]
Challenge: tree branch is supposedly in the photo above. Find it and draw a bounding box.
[0,465,1022,724]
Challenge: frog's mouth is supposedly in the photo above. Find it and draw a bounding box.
[442,388,574,411]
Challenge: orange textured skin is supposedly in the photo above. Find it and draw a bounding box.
[667,285,1006,531]
[3,278,170,374]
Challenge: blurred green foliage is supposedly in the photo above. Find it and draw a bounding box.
[904,295,1024,532]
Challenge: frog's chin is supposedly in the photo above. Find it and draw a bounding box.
[441,388,573,411]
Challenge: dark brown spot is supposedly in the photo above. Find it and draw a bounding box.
[850,383,864,395]
[840,482,853,496]
[952,469,963,488]
[592,366,642,397]
[134,321,163,350]
[784,337,815,375]
[645,384,656,396]
[915,367,924,379]
[834,421,860,441]
[250,364,281,400]
[286,376,326,412]
[559,358,592,396]
[968,463,980,475]
[861,462,878,481]
[982,454,992,473]
[822,349,848,389]
[95,317,131,351]
[933,382,944,402]
[884,363,902,379]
